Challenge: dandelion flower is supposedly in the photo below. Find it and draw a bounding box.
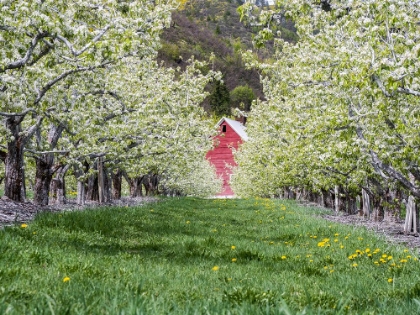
[186,220,191,224]
[63,277,70,283]
[388,278,393,283]
[231,245,236,250]
[232,258,237,262]
[21,224,28,228]
[352,263,358,267]
[212,266,219,271]
[281,255,287,260]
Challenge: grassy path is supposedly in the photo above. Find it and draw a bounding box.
[1,198,420,314]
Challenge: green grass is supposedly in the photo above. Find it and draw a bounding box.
[1,198,420,314]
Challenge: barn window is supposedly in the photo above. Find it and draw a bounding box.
[222,125,226,132]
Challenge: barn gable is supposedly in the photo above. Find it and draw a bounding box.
[206,117,247,196]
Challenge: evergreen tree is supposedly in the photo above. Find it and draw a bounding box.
[208,80,231,117]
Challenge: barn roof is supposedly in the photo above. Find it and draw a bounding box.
[217,117,248,141]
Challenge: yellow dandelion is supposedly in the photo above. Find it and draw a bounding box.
[365,248,371,253]
[387,256,393,260]
[388,278,393,283]
[318,242,326,247]
[352,263,358,267]
[281,255,287,260]
[186,220,190,224]
[340,245,344,249]
[231,245,236,250]
[21,224,28,228]
[231,258,237,262]
[404,249,409,252]
[63,276,70,283]
[400,259,408,263]
[334,233,339,237]
[330,270,334,273]
[334,239,338,242]
[382,254,388,258]
[374,261,379,265]
[309,259,313,263]
[407,255,412,259]
[212,266,219,271]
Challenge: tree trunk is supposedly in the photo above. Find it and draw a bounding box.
[86,161,99,201]
[33,155,55,206]
[403,196,418,234]
[334,185,340,214]
[103,167,112,202]
[112,169,123,200]
[129,176,144,197]
[76,180,85,206]
[362,188,371,219]
[98,157,105,204]
[4,118,25,202]
[50,165,69,205]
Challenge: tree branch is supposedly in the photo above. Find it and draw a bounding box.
[34,61,112,105]
[397,87,420,97]
[1,31,51,73]
[0,108,36,117]
[56,25,110,57]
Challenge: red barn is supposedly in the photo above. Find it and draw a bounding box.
[206,117,248,196]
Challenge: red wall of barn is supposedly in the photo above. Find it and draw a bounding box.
[206,121,243,196]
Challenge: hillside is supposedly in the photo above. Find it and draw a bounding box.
[157,0,297,113]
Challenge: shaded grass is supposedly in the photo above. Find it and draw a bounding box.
[1,197,420,314]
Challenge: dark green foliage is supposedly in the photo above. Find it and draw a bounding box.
[208,80,231,116]
[230,84,255,111]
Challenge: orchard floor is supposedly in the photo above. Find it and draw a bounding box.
[1,195,419,252]
[0,195,157,227]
